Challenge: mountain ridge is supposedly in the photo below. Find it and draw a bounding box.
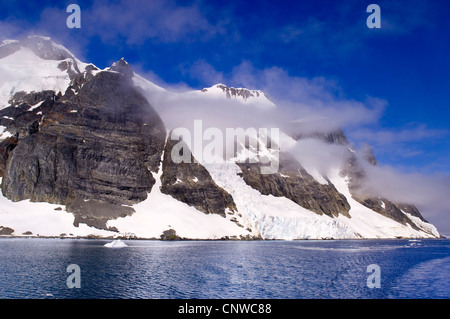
[0,36,441,239]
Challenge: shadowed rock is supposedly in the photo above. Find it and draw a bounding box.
[160,137,237,217]
[237,152,351,218]
[0,61,166,229]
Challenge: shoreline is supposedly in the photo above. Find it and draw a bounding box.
[0,234,445,241]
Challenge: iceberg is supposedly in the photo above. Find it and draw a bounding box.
[104,239,128,248]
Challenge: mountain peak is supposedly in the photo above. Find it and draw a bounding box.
[360,142,378,166]
[25,35,52,41]
[0,35,82,72]
[0,36,91,108]
[108,58,134,78]
[21,35,76,62]
[213,83,264,98]
[199,83,276,108]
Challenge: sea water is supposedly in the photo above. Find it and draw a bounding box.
[0,238,448,299]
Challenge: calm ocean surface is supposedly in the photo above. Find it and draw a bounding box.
[0,238,448,299]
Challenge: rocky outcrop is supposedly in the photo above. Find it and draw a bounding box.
[288,124,430,230]
[0,226,14,235]
[160,137,237,217]
[160,228,182,240]
[0,62,166,229]
[237,152,351,218]
[396,203,428,222]
[340,147,429,230]
[207,84,268,101]
[22,36,77,62]
[360,143,378,166]
[217,84,260,100]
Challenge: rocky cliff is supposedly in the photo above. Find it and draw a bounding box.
[160,137,237,217]
[0,60,166,229]
[339,142,428,229]
[237,152,351,218]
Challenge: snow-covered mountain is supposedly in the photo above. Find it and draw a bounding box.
[0,36,93,109]
[0,37,441,239]
[195,83,276,109]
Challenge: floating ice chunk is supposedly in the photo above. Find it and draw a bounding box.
[104,239,127,248]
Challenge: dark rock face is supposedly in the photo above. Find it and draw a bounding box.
[0,65,166,229]
[287,125,430,230]
[68,199,135,230]
[357,196,420,227]
[360,143,378,166]
[216,84,258,100]
[237,152,351,218]
[160,228,182,240]
[340,150,428,230]
[396,203,428,222]
[109,58,134,79]
[206,84,271,102]
[0,90,57,176]
[0,137,18,177]
[21,36,76,62]
[160,137,237,217]
[0,226,14,235]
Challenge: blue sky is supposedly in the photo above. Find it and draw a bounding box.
[1,1,450,230]
[4,0,445,173]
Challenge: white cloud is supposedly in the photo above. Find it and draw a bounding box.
[188,59,225,86]
[188,60,386,130]
[347,124,450,165]
[361,162,450,235]
[1,0,225,51]
[350,124,448,146]
[81,0,224,45]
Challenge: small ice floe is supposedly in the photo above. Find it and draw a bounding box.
[104,239,128,248]
[404,239,422,247]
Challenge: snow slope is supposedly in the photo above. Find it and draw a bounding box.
[107,155,249,239]
[203,163,438,239]
[0,47,70,108]
[0,36,90,109]
[329,169,438,239]
[0,179,115,237]
[203,162,356,240]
